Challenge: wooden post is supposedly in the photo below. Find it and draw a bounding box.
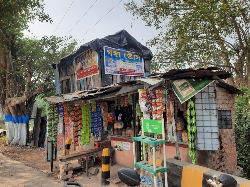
[34,107,42,147]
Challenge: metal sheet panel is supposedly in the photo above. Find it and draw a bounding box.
[195,83,219,151]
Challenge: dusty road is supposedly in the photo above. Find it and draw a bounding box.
[0,153,63,187]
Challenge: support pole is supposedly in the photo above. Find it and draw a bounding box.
[50,140,53,172]
[133,142,136,170]
[153,147,157,186]
[101,148,110,186]
[162,119,168,187]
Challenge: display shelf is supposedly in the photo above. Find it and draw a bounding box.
[133,119,168,186]
[132,136,166,147]
[134,160,167,176]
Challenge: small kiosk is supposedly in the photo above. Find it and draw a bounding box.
[132,119,167,187]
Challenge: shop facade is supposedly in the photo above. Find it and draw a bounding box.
[46,30,242,175]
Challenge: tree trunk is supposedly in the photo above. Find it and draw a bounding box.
[4,101,31,146]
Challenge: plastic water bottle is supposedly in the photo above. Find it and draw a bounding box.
[145,171,153,187]
[140,169,146,185]
[157,173,163,187]
[148,173,153,187]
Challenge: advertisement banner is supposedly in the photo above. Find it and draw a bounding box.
[103,46,144,76]
[122,142,130,151]
[142,119,162,134]
[171,79,214,103]
[75,49,99,80]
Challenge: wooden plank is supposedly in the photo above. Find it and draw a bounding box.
[83,77,86,91]
[34,107,42,147]
[113,75,117,85]
[59,147,111,161]
[62,80,67,94]
[87,77,91,90]
[80,79,84,91]
[92,74,101,88]
[116,75,120,83]
[67,66,75,76]
[60,75,71,81]
[76,80,81,91]
[70,75,75,92]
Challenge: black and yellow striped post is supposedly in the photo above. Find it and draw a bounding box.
[65,138,72,155]
[101,148,110,186]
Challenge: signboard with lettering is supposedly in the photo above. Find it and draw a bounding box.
[122,142,130,151]
[142,119,162,134]
[75,49,99,80]
[103,46,144,76]
[171,79,214,103]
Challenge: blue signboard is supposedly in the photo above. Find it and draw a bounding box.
[103,46,144,76]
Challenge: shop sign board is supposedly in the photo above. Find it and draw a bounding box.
[122,142,130,151]
[143,119,162,134]
[103,46,144,76]
[75,49,99,80]
[114,141,123,151]
[171,79,214,104]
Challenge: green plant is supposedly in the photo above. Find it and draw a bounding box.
[187,99,197,164]
[235,87,250,179]
[0,136,6,145]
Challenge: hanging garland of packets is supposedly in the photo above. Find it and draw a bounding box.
[187,99,197,164]
[91,102,102,137]
[68,104,82,146]
[100,102,108,127]
[63,104,73,141]
[46,102,59,146]
[80,102,91,145]
[138,88,165,139]
[138,88,165,120]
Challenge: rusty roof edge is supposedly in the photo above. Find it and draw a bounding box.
[216,80,243,94]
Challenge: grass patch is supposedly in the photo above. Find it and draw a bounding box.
[0,135,6,145]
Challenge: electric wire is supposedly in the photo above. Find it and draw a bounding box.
[66,0,99,35]
[52,0,75,36]
[80,0,123,42]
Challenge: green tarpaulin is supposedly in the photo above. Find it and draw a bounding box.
[171,79,214,103]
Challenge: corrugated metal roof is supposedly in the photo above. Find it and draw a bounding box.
[115,84,144,96]
[152,67,232,80]
[44,95,64,103]
[137,78,162,85]
[217,80,243,94]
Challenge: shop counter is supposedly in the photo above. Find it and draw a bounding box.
[110,135,134,168]
[165,142,190,162]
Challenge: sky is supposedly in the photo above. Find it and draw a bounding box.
[24,0,159,51]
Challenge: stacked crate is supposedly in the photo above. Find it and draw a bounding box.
[58,162,73,180]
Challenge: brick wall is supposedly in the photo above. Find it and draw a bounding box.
[205,86,238,175]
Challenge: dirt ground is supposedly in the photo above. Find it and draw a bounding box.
[0,144,60,176]
[0,141,114,187]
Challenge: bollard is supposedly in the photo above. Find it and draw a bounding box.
[65,138,72,155]
[101,148,110,186]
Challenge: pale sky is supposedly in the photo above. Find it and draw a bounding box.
[24,0,159,51]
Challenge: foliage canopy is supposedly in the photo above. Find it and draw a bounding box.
[235,87,250,179]
[0,0,77,115]
[125,0,250,87]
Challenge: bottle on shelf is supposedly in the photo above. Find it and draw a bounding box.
[157,173,163,187]
[140,168,146,185]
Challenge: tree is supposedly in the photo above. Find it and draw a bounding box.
[0,0,77,145]
[235,87,250,179]
[125,0,250,87]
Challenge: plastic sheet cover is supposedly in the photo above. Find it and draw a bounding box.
[58,30,153,68]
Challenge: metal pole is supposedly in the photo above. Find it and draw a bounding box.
[50,140,53,172]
